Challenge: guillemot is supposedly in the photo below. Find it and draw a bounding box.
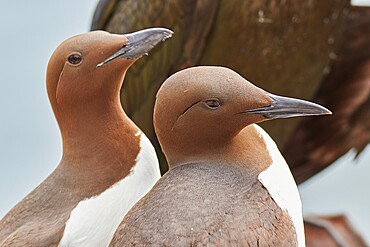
[0,28,172,247]
[110,66,331,247]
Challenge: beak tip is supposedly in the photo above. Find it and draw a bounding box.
[164,30,174,40]
[247,93,334,119]
[323,109,333,115]
[97,27,173,66]
[317,105,332,116]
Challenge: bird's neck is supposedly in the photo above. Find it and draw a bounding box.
[57,98,140,179]
[167,125,272,176]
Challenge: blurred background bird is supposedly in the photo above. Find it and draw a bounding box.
[91,0,369,184]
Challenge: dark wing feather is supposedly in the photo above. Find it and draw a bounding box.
[285,6,370,183]
[91,1,369,184]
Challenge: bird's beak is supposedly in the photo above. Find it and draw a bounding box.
[246,93,332,119]
[97,27,173,67]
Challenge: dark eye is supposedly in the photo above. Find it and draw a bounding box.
[205,99,221,109]
[67,54,82,65]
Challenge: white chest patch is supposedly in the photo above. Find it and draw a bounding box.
[59,132,161,247]
[254,124,305,247]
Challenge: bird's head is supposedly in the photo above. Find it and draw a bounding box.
[45,28,172,130]
[154,66,331,165]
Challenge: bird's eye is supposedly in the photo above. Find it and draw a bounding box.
[67,54,82,65]
[205,99,221,109]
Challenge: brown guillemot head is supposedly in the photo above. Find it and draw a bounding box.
[45,28,172,144]
[154,66,331,165]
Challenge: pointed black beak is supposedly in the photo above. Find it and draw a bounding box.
[97,27,173,67]
[246,93,332,119]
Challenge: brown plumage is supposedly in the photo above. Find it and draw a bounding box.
[111,161,296,246]
[0,29,171,246]
[110,66,330,246]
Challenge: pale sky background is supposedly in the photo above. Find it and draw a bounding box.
[0,0,369,243]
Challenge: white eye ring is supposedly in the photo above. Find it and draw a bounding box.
[67,54,82,65]
[205,99,221,109]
